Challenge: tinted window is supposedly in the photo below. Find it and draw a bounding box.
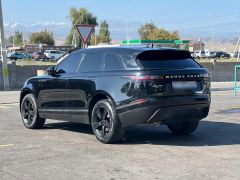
[104,54,124,71]
[56,53,83,74]
[51,51,60,54]
[139,58,200,69]
[137,50,200,69]
[79,53,104,72]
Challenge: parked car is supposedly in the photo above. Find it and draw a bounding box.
[7,52,31,60]
[194,50,207,59]
[213,51,230,59]
[32,52,48,61]
[206,52,216,59]
[20,47,211,144]
[190,52,196,58]
[229,52,240,58]
[44,50,63,60]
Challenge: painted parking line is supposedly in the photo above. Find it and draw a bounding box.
[0,144,14,148]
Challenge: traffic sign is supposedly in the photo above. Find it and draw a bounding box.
[75,24,95,45]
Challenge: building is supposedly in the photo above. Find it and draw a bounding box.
[188,40,205,52]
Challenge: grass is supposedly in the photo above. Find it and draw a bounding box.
[14,59,57,66]
[197,58,240,63]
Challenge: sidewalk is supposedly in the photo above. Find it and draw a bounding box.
[0,91,19,104]
[211,81,234,91]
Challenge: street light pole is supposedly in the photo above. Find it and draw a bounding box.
[0,0,10,90]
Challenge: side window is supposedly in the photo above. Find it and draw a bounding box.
[56,53,83,74]
[120,55,139,70]
[104,54,124,71]
[79,53,104,72]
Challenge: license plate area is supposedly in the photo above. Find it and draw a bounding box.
[172,81,197,90]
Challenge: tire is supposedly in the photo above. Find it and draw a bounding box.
[91,99,124,144]
[20,94,45,129]
[167,121,199,135]
[51,56,55,60]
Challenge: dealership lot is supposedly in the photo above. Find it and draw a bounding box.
[0,89,240,179]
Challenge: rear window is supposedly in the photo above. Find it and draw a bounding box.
[137,50,201,69]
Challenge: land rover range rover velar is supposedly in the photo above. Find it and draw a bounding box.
[20,47,211,143]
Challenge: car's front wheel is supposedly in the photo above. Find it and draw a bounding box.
[167,121,199,135]
[20,94,45,129]
[91,99,124,144]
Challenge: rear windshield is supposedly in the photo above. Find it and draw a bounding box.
[137,50,201,69]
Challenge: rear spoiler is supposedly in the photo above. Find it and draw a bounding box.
[136,50,191,60]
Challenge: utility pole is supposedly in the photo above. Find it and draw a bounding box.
[0,0,10,90]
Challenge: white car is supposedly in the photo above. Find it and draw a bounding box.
[44,50,63,60]
[194,50,207,59]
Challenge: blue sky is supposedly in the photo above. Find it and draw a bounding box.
[3,0,240,40]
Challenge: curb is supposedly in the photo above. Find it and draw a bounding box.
[211,87,233,92]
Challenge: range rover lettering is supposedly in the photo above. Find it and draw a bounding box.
[20,47,211,144]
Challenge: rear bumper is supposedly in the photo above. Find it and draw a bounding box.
[117,101,210,127]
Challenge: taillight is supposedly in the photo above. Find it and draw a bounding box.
[122,75,165,81]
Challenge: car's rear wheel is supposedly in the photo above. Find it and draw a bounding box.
[51,56,55,60]
[167,120,199,135]
[20,94,45,129]
[91,99,124,144]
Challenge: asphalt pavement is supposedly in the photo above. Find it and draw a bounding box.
[0,84,240,179]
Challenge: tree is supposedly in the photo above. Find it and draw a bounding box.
[29,30,55,45]
[138,22,180,40]
[98,20,111,44]
[65,7,98,47]
[138,22,157,40]
[8,30,24,47]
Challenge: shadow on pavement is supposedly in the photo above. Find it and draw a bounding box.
[43,120,240,146]
[43,122,93,135]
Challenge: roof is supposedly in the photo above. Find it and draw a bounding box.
[75,46,186,55]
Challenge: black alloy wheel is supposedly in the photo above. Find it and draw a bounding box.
[91,99,124,144]
[93,106,112,138]
[21,94,45,129]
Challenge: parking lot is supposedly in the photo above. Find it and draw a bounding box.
[0,88,240,179]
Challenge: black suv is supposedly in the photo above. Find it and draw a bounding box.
[213,51,230,59]
[20,47,211,143]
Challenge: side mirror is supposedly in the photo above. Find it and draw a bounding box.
[47,66,55,76]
